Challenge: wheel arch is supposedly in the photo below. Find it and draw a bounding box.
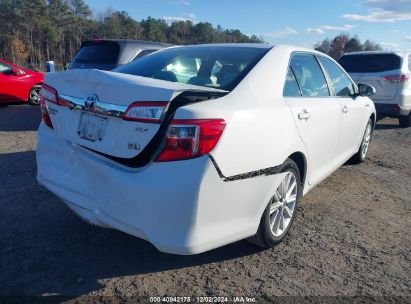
[369,112,376,143]
[287,151,307,191]
[370,112,376,129]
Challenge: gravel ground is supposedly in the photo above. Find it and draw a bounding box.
[0,104,410,303]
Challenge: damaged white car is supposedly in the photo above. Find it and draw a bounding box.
[37,44,376,254]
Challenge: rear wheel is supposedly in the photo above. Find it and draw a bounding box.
[399,113,411,128]
[249,159,301,248]
[28,85,41,105]
[350,119,372,164]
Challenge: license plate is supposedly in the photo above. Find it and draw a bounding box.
[77,113,107,142]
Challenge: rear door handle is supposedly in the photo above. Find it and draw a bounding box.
[298,110,311,120]
[342,105,349,113]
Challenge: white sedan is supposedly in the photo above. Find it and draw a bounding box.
[36,44,376,254]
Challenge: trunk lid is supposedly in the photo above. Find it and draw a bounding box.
[44,69,226,159]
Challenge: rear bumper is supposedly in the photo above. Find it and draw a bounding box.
[373,93,411,117]
[36,123,284,254]
[374,103,410,118]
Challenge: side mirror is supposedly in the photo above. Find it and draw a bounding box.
[358,83,376,97]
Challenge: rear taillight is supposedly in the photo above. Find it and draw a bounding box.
[122,102,168,123]
[40,96,53,129]
[39,84,58,129]
[383,74,410,83]
[40,84,59,104]
[155,119,226,162]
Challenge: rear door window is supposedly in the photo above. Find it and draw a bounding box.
[290,53,330,97]
[338,54,402,73]
[283,67,301,97]
[318,56,355,97]
[69,41,120,70]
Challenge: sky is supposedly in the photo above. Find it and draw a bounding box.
[85,0,411,52]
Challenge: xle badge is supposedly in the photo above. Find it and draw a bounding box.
[128,143,141,150]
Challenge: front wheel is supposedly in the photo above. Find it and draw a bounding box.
[28,85,41,105]
[248,159,301,248]
[350,119,373,164]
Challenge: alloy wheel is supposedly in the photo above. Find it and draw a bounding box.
[30,88,41,105]
[269,171,298,237]
[361,122,372,159]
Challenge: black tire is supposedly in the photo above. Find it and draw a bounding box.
[248,159,301,248]
[350,119,373,164]
[28,85,41,105]
[399,113,411,128]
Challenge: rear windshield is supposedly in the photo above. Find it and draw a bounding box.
[132,49,157,61]
[114,46,270,91]
[69,41,120,70]
[338,54,402,73]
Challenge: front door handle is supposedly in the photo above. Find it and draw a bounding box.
[342,105,349,113]
[298,109,311,120]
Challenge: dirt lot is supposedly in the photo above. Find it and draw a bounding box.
[0,104,410,302]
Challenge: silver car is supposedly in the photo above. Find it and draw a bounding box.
[69,39,171,71]
[339,51,411,127]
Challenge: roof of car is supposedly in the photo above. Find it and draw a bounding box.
[84,39,171,47]
[0,58,12,64]
[172,43,273,49]
[0,58,21,69]
[159,44,339,60]
[342,50,407,57]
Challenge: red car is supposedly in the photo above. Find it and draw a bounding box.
[0,59,44,105]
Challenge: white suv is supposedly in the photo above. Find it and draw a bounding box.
[339,51,411,127]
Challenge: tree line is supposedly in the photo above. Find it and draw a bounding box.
[314,34,382,60]
[0,0,262,70]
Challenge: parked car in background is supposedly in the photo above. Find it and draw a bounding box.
[37,44,376,254]
[68,39,170,71]
[0,59,44,105]
[339,51,411,127]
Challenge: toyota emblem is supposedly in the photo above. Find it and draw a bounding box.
[84,94,98,110]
